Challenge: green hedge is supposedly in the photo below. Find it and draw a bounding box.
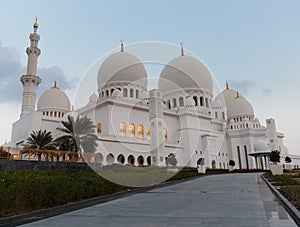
[0,170,126,217]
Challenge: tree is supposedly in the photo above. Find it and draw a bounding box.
[165,153,178,167]
[55,115,98,154]
[270,150,280,164]
[229,160,235,167]
[24,130,56,161]
[285,156,292,163]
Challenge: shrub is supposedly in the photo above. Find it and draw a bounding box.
[229,160,235,167]
[285,156,292,163]
[270,150,280,164]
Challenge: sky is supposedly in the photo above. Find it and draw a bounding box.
[0,0,300,154]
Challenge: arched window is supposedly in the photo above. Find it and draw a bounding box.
[222,112,225,120]
[130,88,134,98]
[106,153,114,165]
[164,128,168,142]
[97,123,102,136]
[167,100,171,109]
[128,155,135,165]
[215,112,218,118]
[117,154,125,164]
[50,111,53,117]
[138,124,144,139]
[205,98,209,107]
[106,90,109,97]
[193,96,198,106]
[129,123,135,138]
[173,98,177,108]
[111,88,114,94]
[54,112,57,117]
[120,122,126,137]
[200,97,204,106]
[123,88,128,97]
[146,126,150,140]
[101,91,104,98]
[137,155,144,166]
[179,97,184,107]
[136,90,139,99]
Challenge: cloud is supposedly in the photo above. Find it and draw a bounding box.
[229,79,272,97]
[0,43,77,102]
[228,80,256,95]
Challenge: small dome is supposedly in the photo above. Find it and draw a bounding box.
[212,99,224,108]
[214,88,254,119]
[89,93,98,103]
[254,140,269,153]
[112,89,122,98]
[253,117,260,123]
[185,96,195,106]
[229,119,235,124]
[37,84,70,112]
[97,51,147,91]
[158,55,213,94]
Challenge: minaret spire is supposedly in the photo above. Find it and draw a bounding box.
[180,43,184,56]
[236,90,240,98]
[20,18,42,116]
[226,80,229,90]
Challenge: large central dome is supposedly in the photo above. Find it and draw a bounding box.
[158,55,213,94]
[97,51,147,90]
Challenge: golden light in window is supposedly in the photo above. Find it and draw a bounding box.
[164,128,168,142]
[129,123,135,138]
[146,126,150,140]
[97,123,102,135]
[138,124,144,139]
[120,122,126,137]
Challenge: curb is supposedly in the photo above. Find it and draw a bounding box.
[0,174,202,227]
[261,174,300,226]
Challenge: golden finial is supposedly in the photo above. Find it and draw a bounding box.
[72,105,74,112]
[33,16,39,30]
[120,40,124,52]
[180,42,184,56]
[236,90,240,98]
[226,80,229,90]
[54,81,57,88]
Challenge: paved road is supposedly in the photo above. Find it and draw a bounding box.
[22,173,296,226]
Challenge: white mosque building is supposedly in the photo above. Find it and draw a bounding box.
[8,19,300,170]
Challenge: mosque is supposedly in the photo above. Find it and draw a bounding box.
[8,19,300,170]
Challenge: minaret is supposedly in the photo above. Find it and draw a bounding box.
[20,17,42,116]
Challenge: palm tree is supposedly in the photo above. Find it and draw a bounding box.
[55,115,98,155]
[24,130,56,161]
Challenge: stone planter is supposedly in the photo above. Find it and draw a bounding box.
[197,165,206,174]
[229,166,235,172]
[270,164,283,175]
[285,163,293,171]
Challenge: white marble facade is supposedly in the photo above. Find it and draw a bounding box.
[9,20,299,170]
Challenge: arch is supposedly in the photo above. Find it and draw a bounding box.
[120,122,126,137]
[211,160,216,169]
[117,154,125,164]
[197,158,204,166]
[146,126,150,140]
[129,123,135,138]
[127,155,135,165]
[147,156,151,165]
[106,153,114,165]
[205,98,209,107]
[200,96,204,106]
[130,88,134,98]
[110,88,115,94]
[164,128,168,142]
[97,123,102,136]
[136,90,139,99]
[95,153,103,163]
[193,96,198,106]
[167,100,171,109]
[123,88,128,97]
[138,124,144,139]
[173,98,177,108]
[106,90,109,97]
[179,97,184,107]
[137,155,144,166]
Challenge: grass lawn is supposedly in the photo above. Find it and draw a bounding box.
[264,171,300,210]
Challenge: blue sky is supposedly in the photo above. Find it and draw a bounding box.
[0,0,300,154]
